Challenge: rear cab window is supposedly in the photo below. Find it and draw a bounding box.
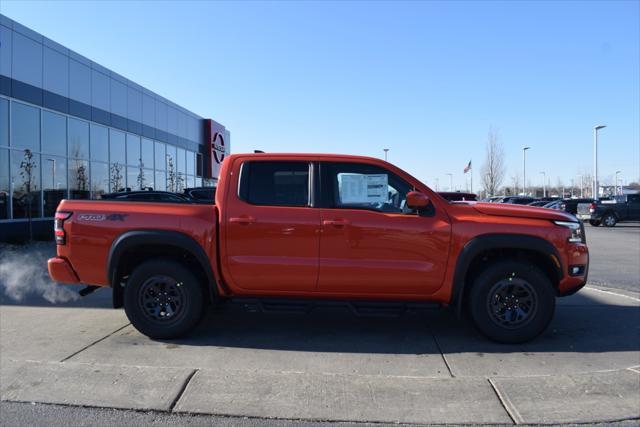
[238,161,311,207]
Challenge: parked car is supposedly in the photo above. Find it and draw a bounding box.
[438,192,477,202]
[184,186,216,203]
[48,153,588,344]
[500,196,538,205]
[577,194,640,227]
[100,191,192,203]
[558,198,594,216]
[527,201,549,207]
[544,200,563,210]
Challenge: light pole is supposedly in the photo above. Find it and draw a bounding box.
[383,148,389,162]
[593,125,606,200]
[615,170,621,195]
[539,171,546,197]
[445,173,453,191]
[577,174,584,198]
[522,146,530,195]
[570,178,575,198]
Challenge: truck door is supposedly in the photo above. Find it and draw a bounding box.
[627,194,640,220]
[223,160,320,292]
[317,162,451,296]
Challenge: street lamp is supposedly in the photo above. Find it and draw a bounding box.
[383,148,389,162]
[593,125,606,200]
[539,171,546,197]
[615,170,621,195]
[445,173,453,191]
[522,146,530,195]
[570,178,575,198]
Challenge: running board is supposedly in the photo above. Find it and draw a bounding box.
[226,297,441,318]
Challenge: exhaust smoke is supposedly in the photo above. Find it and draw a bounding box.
[0,242,79,304]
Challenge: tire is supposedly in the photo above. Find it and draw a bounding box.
[589,220,601,227]
[602,213,617,227]
[467,260,555,344]
[124,259,204,339]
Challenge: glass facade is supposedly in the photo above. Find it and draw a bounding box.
[0,98,200,221]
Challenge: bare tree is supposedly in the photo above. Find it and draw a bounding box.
[166,155,176,192]
[137,158,146,190]
[480,127,506,196]
[19,149,37,241]
[510,172,521,196]
[110,163,124,192]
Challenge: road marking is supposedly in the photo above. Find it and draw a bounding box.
[585,286,640,303]
[627,367,640,374]
[488,378,524,425]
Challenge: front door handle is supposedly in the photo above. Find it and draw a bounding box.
[229,215,255,225]
[323,219,350,227]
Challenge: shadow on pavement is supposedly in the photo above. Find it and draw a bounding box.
[151,292,640,355]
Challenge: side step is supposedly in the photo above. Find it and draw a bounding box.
[226,297,441,318]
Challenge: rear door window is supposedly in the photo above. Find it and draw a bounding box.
[239,161,310,207]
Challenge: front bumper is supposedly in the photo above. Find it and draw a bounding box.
[557,244,589,296]
[48,257,81,284]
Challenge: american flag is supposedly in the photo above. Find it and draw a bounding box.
[463,160,471,173]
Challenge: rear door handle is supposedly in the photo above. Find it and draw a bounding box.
[323,219,350,227]
[229,216,255,225]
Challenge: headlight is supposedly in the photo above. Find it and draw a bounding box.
[554,220,585,243]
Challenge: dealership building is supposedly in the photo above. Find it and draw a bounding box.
[0,14,229,241]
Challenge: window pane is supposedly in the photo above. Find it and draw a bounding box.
[141,138,154,170]
[195,177,202,188]
[90,123,109,161]
[126,134,140,166]
[108,162,125,192]
[0,148,9,219]
[240,161,309,207]
[90,161,109,199]
[109,129,126,165]
[0,99,8,147]
[186,151,195,175]
[154,141,165,171]
[11,149,41,218]
[68,118,89,159]
[42,111,67,156]
[127,166,141,190]
[11,102,40,151]
[42,155,67,217]
[154,170,166,191]
[327,163,412,213]
[196,153,203,177]
[69,158,90,199]
[186,175,195,189]
[177,148,186,174]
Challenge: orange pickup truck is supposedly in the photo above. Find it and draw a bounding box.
[48,153,588,343]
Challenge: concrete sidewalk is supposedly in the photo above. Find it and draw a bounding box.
[1,286,639,425]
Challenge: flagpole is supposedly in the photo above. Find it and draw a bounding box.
[470,160,473,194]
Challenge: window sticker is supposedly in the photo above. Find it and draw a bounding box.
[339,173,388,204]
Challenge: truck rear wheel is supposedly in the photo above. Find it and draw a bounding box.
[589,220,601,226]
[124,259,204,339]
[602,213,617,227]
[467,260,555,344]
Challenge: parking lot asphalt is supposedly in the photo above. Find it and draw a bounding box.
[583,222,640,292]
[1,224,639,425]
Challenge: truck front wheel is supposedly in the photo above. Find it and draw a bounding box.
[467,260,555,344]
[124,260,204,339]
[602,213,617,227]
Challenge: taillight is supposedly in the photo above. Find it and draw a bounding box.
[54,211,72,245]
[589,203,596,213]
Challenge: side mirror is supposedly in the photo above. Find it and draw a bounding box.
[406,191,430,209]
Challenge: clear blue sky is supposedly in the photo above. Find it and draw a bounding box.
[2,1,638,191]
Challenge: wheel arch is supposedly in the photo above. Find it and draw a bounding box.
[108,230,218,308]
[451,233,563,317]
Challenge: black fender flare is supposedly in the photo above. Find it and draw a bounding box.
[108,230,217,307]
[451,233,563,316]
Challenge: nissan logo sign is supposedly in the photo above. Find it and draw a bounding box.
[212,133,225,164]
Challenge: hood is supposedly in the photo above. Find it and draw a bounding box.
[469,202,577,222]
